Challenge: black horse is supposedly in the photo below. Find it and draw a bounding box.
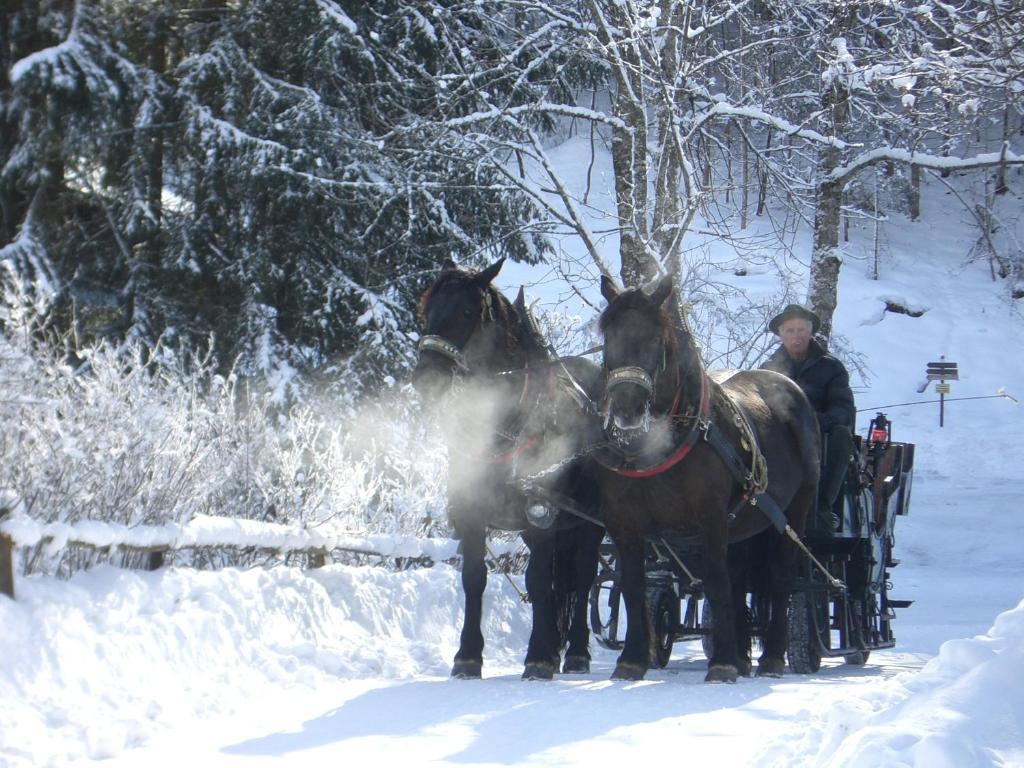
[593,275,820,682]
[411,258,604,680]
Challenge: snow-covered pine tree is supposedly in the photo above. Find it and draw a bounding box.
[2,0,573,402]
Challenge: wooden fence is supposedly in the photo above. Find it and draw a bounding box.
[0,511,514,600]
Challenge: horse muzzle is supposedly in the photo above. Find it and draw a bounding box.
[604,366,655,438]
[411,360,455,404]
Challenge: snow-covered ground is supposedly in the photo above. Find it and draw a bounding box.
[3,167,1024,765]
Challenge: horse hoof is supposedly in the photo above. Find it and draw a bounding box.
[522,661,555,681]
[738,659,753,678]
[451,660,482,679]
[704,664,738,683]
[562,655,591,674]
[611,662,647,681]
[756,657,786,678]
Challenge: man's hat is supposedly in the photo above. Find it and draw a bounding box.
[768,304,820,335]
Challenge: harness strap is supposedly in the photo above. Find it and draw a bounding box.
[703,407,785,533]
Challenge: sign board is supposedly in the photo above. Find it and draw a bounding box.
[924,359,958,427]
[926,360,959,381]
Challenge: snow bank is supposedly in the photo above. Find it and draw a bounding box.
[0,563,531,767]
[757,599,1024,766]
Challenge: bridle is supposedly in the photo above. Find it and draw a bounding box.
[416,335,468,372]
[602,330,674,417]
[416,288,496,375]
[605,365,655,397]
[415,288,539,461]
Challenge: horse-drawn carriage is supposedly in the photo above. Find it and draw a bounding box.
[415,257,916,682]
[589,411,916,673]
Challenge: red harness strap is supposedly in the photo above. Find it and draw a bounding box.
[612,374,711,478]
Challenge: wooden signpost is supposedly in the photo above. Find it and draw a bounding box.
[926,358,959,427]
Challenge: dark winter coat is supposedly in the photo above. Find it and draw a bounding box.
[761,338,855,434]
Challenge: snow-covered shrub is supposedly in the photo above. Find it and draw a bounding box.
[0,303,447,577]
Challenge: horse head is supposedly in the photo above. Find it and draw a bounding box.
[411,258,513,404]
[598,274,679,445]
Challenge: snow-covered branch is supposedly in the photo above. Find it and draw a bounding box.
[826,145,1024,186]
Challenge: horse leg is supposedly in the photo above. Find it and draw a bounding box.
[703,543,739,683]
[729,541,753,678]
[756,533,794,677]
[562,523,603,674]
[522,532,559,680]
[452,525,487,678]
[610,536,649,681]
[758,486,814,677]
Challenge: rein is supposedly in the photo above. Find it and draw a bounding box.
[493,344,604,378]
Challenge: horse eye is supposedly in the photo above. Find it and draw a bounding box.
[463,308,474,319]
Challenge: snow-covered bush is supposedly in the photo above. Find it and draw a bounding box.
[0,303,447,577]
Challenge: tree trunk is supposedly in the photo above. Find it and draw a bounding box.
[740,121,750,229]
[592,0,652,288]
[995,104,1010,195]
[808,72,850,344]
[651,2,689,281]
[909,163,921,221]
[611,101,651,288]
[809,179,843,342]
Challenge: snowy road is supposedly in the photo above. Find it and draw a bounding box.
[97,646,931,768]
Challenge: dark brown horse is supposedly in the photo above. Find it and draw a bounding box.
[594,275,820,682]
[411,258,604,680]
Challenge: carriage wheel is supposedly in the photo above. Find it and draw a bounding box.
[787,590,827,674]
[700,600,714,661]
[648,586,677,668]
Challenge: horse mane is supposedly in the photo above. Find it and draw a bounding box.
[516,301,550,358]
[417,268,522,356]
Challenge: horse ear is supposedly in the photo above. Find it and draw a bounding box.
[650,275,674,307]
[441,258,459,273]
[514,286,527,312]
[513,287,545,348]
[475,257,505,287]
[600,274,621,303]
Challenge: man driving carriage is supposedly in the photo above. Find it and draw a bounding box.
[761,304,855,533]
